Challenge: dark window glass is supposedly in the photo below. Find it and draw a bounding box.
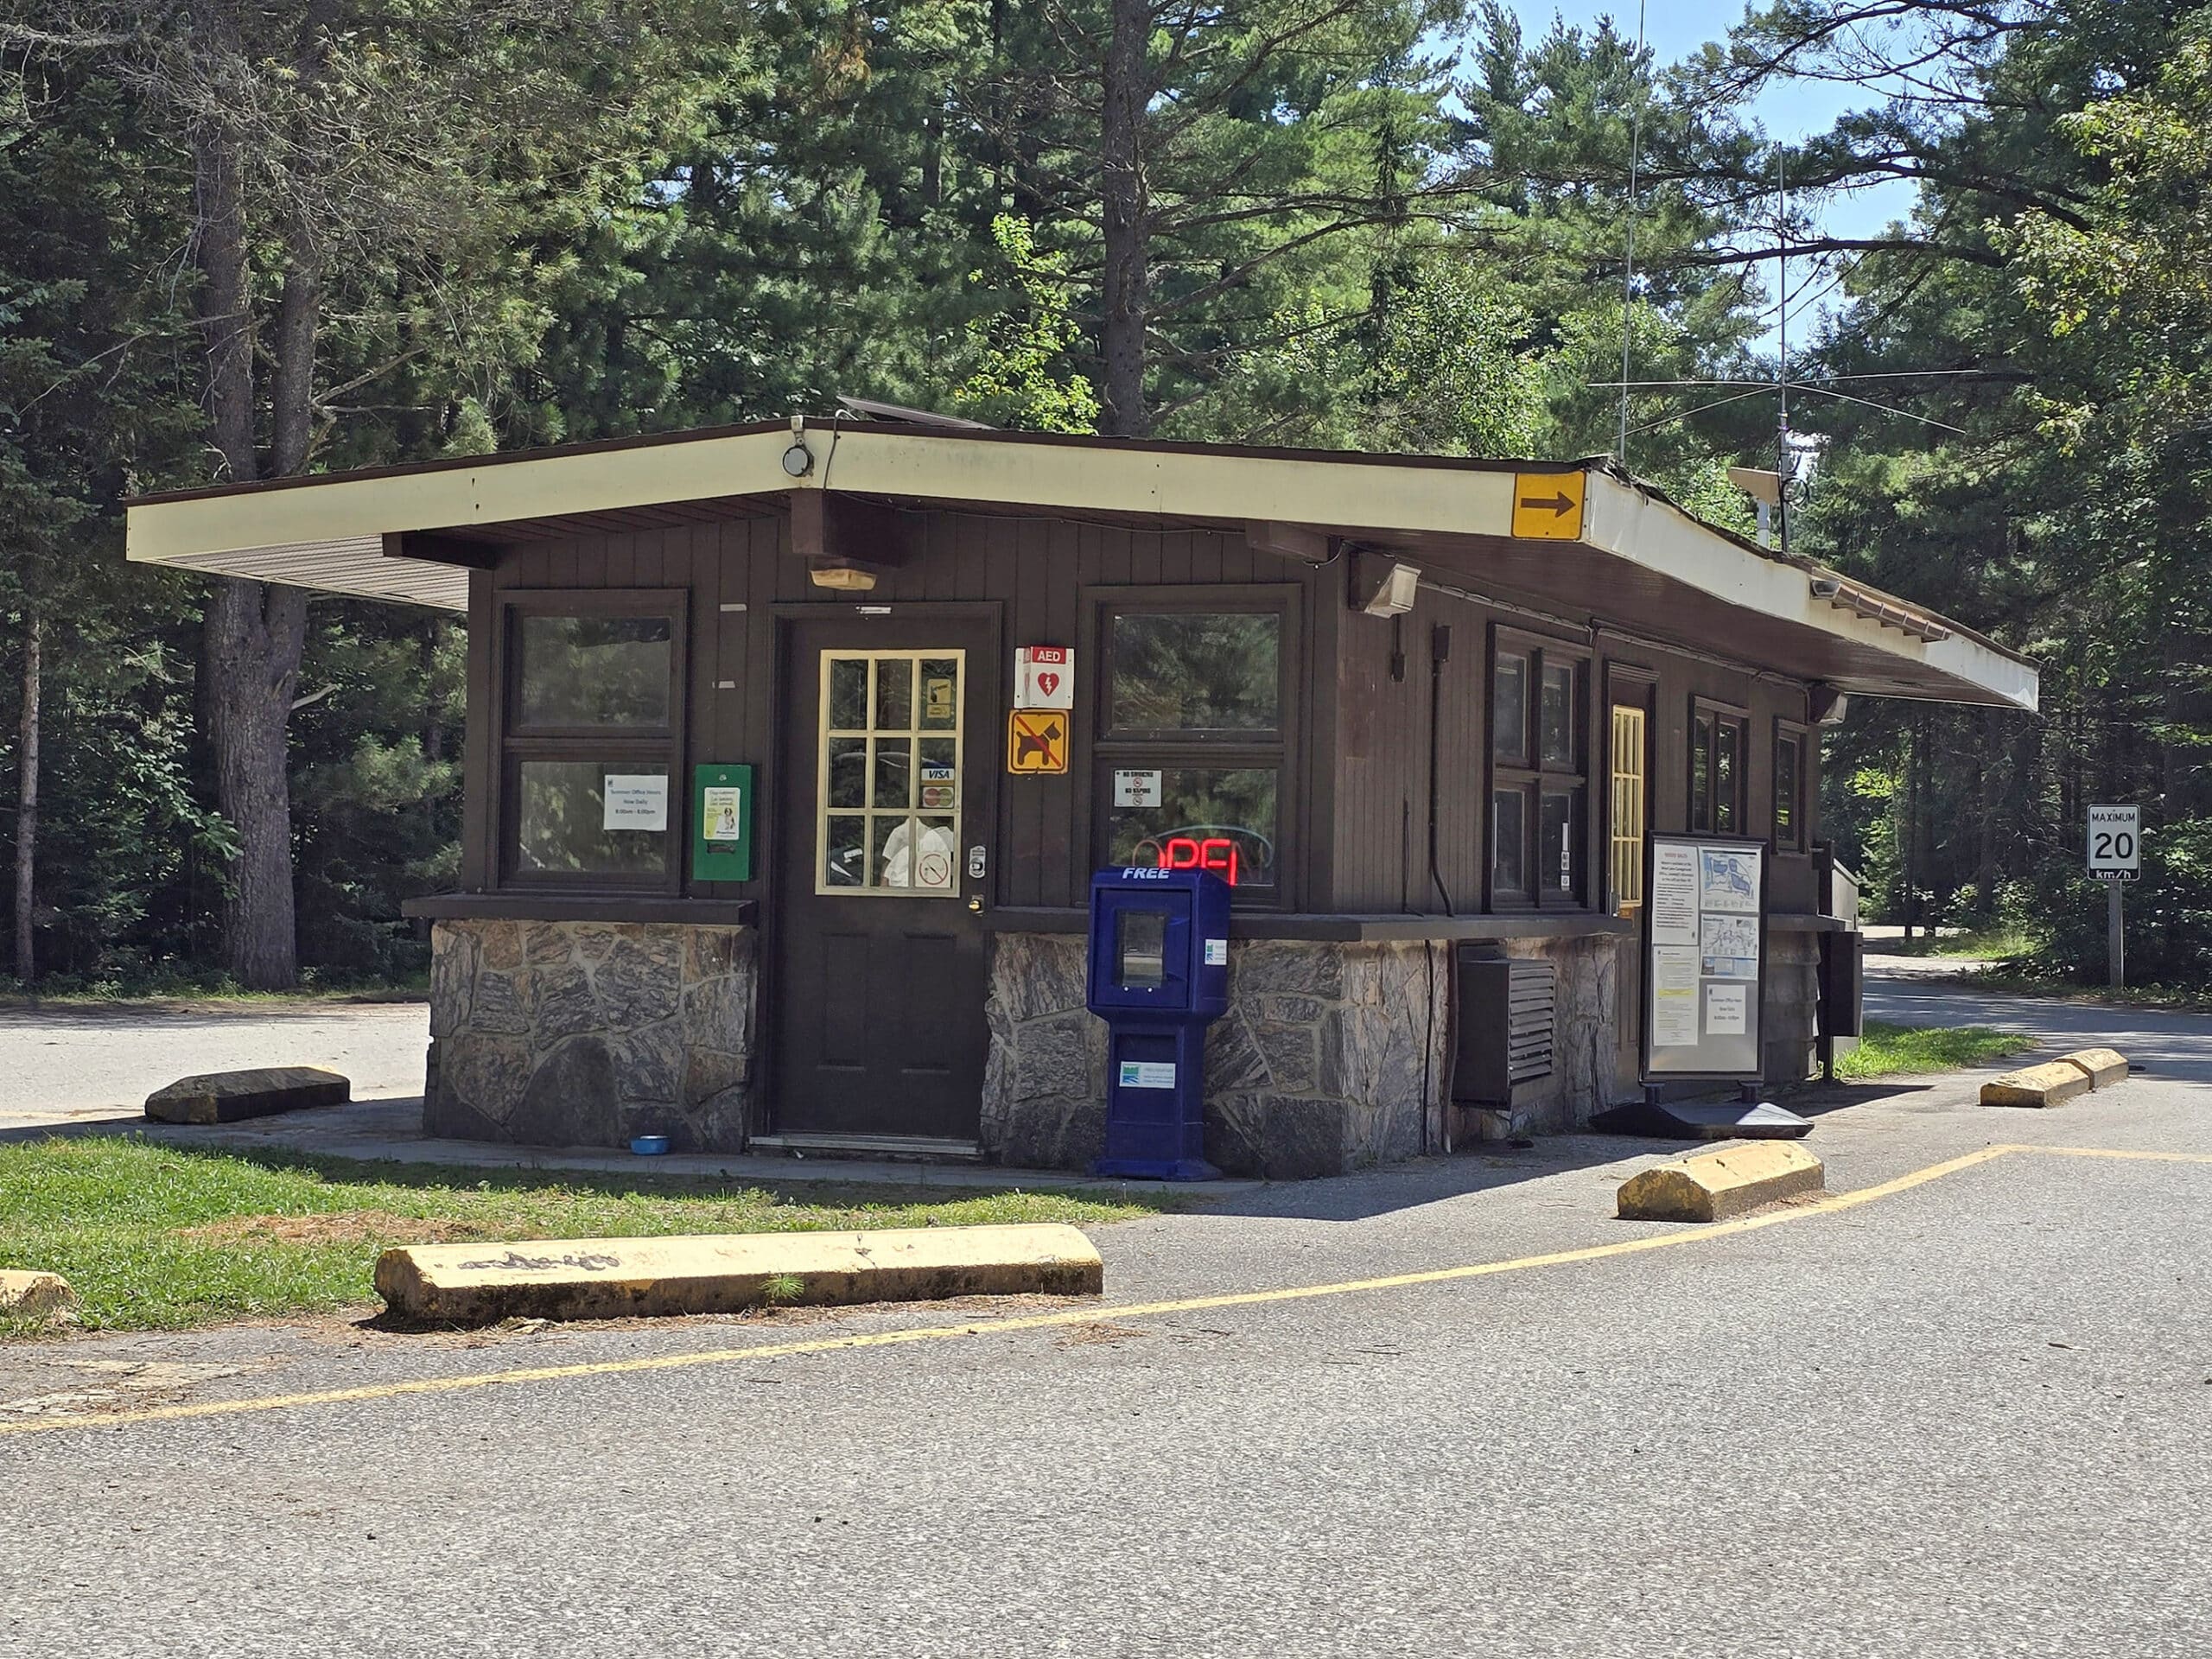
[518,614,671,728]
[1692,712,1713,831]
[1493,652,1529,763]
[1540,661,1576,768]
[1714,717,1742,832]
[1104,766,1278,888]
[1775,733,1803,849]
[513,761,670,877]
[1116,910,1167,990]
[1109,613,1280,733]
[1541,788,1581,899]
[1492,788,1528,895]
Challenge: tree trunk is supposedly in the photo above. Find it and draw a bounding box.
[13,608,40,984]
[207,581,308,989]
[1097,0,1151,436]
[194,107,311,988]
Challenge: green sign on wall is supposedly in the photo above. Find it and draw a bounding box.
[692,764,753,882]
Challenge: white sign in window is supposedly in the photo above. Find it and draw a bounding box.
[602,773,669,831]
[1114,769,1163,807]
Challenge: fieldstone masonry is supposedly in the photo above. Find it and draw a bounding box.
[983,932,1452,1179]
[425,918,757,1152]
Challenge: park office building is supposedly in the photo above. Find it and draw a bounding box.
[126,416,2038,1179]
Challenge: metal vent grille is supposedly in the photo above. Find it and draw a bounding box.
[1504,961,1557,1084]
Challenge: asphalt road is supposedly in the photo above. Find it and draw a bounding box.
[0,999,429,1130]
[2,983,2208,1656]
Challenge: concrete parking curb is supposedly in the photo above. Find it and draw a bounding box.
[2057,1047,2129,1089]
[374,1223,1105,1325]
[1616,1142,1825,1223]
[145,1065,351,1124]
[0,1269,76,1321]
[1980,1059,2095,1109]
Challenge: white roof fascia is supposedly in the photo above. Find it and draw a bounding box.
[1580,472,2038,713]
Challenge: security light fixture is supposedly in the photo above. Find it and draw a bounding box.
[1351,552,1421,617]
[781,415,815,478]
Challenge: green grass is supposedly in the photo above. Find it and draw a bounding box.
[1872,923,2040,960]
[1948,971,2212,1014]
[0,1137,1165,1336]
[1832,1019,2037,1080]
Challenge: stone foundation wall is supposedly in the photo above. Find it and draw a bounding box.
[425,919,757,1152]
[1438,933,1628,1141]
[982,933,1452,1180]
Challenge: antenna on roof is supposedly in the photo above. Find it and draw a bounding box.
[1618,0,1648,466]
[834,396,995,431]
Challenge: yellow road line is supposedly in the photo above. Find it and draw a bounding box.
[2,1141,2201,1440]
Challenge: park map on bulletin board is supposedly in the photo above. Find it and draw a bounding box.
[1643,834,1766,1078]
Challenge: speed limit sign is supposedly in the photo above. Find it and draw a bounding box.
[2088,804,2140,882]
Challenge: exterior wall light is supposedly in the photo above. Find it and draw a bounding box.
[808,559,876,593]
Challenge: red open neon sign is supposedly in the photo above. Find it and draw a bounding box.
[1158,836,1239,886]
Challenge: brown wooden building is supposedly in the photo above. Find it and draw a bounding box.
[127,419,2037,1177]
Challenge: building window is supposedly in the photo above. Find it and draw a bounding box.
[1774,722,1808,852]
[1610,703,1648,913]
[817,650,966,895]
[1690,702,1749,835]
[1491,633,1587,906]
[1094,594,1294,902]
[497,592,685,887]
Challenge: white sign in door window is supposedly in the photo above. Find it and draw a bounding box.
[603,772,669,831]
[1114,769,1163,807]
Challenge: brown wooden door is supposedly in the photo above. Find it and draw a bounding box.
[770,614,997,1140]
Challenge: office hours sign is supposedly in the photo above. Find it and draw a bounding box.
[1643,834,1767,1079]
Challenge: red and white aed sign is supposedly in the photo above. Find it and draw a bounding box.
[1014,645,1074,711]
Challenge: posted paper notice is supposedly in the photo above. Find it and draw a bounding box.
[1651,944,1700,1047]
[603,773,669,831]
[1651,842,1700,942]
[1704,982,1748,1036]
[1700,913,1759,979]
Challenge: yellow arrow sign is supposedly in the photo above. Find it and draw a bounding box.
[1511,472,1586,540]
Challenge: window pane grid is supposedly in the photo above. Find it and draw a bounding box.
[818,650,963,895]
[1610,705,1647,912]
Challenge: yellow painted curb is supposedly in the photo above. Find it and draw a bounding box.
[1616,1142,1824,1223]
[2057,1047,2129,1090]
[1980,1059,2094,1109]
[374,1223,1103,1325]
[0,1269,76,1320]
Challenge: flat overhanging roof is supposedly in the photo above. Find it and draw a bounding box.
[125,420,2038,712]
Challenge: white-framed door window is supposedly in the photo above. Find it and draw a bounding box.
[816,649,965,896]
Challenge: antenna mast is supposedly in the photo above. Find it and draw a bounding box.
[1776,145,1791,553]
[1618,0,1648,464]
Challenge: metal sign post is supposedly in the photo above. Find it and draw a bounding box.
[2087,804,2140,989]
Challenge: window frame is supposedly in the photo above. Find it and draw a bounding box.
[1772,717,1810,854]
[1488,626,1592,912]
[1085,584,1302,910]
[1605,678,1653,918]
[492,588,689,893]
[1689,696,1751,836]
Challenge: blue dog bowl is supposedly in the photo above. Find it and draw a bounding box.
[630,1135,671,1156]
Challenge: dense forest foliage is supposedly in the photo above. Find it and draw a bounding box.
[1,0,2206,990]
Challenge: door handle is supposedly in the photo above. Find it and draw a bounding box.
[967,896,984,914]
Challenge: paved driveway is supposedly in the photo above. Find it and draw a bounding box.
[2,982,2207,1656]
[0,999,429,1130]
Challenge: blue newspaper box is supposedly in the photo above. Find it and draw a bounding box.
[1086,866,1231,1180]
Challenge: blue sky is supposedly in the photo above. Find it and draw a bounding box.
[1496,3,1924,350]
